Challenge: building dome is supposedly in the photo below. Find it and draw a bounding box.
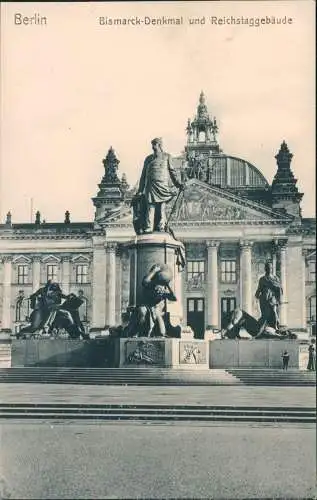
[174,153,268,189]
[178,92,270,204]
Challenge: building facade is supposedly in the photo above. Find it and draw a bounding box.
[0,93,315,338]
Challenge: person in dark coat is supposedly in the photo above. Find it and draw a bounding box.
[307,343,316,371]
[282,350,290,370]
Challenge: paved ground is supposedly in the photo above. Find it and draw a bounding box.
[0,383,315,407]
[0,421,315,499]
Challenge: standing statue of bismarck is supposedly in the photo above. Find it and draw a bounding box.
[133,137,184,234]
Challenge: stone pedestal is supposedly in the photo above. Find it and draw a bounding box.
[209,339,300,368]
[115,337,209,369]
[128,232,185,327]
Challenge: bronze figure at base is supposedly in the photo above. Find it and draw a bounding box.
[18,281,88,340]
[221,307,297,340]
[221,260,295,340]
[255,260,283,332]
[123,263,181,338]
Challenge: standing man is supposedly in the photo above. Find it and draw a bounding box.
[282,350,290,370]
[307,343,316,371]
[137,137,184,233]
[255,260,283,331]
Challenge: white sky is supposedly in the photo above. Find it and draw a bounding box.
[0,1,315,222]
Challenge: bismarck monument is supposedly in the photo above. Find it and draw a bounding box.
[127,137,186,336]
[112,137,208,367]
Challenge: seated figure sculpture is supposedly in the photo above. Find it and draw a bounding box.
[19,280,88,339]
[124,263,180,338]
[221,260,296,340]
[221,307,297,340]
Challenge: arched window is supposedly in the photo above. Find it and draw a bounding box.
[198,130,206,142]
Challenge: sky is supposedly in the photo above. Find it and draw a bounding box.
[0,1,315,222]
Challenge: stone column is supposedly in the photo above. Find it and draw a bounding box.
[271,239,278,275]
[174,266,184,321]
[91,240,107,329]
[1,256,12,330]
[105,242,117,327]
[115,246,122,325]
[279,240,288,327]
[206,240,220,329]
[240,241,253,315]
[168,256,185,326]
[120,248,130,315]
[32,256,41,292]
[61,256,71,294]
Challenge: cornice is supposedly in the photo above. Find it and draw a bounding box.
[103,219,292,229]
[0,255,13,263]
[0,234,93,241]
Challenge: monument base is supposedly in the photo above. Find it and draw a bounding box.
[8,338,110,367]
[115,337,209,369]
[0,337,302,370]
[128,232,185,329]
[209,339,300,369]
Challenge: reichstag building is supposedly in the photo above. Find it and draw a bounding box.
[0,93,315,338]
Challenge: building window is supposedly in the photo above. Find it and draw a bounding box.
[76,264,88,284]
[15,291,29,322]
[308,261,316,282]
[308,296,316,323]
[221,260,237,283]
[213,157,227,186]
[230,159,246,187]
[187,261,205,282]
[17,265,28,284]
[47,264,58,282]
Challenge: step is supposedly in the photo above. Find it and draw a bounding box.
[0,408,314,418]
[0,379,313,386]
[1,403,315,410]
[0,412,314,423]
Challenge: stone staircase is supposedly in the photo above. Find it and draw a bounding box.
[0,367,315,386]
[0,342,11,368]
[0,367,240,386]
[227,368,316,387]
[0,402,315,423]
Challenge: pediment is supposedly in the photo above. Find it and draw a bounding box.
[12,255,32,264]
[167,179,293,224]
[72,254,91,263]
[96,179,293,227]
[42,254,61,263]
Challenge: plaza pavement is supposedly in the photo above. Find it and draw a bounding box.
[0,383,315,408]
[0,421,316,499]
